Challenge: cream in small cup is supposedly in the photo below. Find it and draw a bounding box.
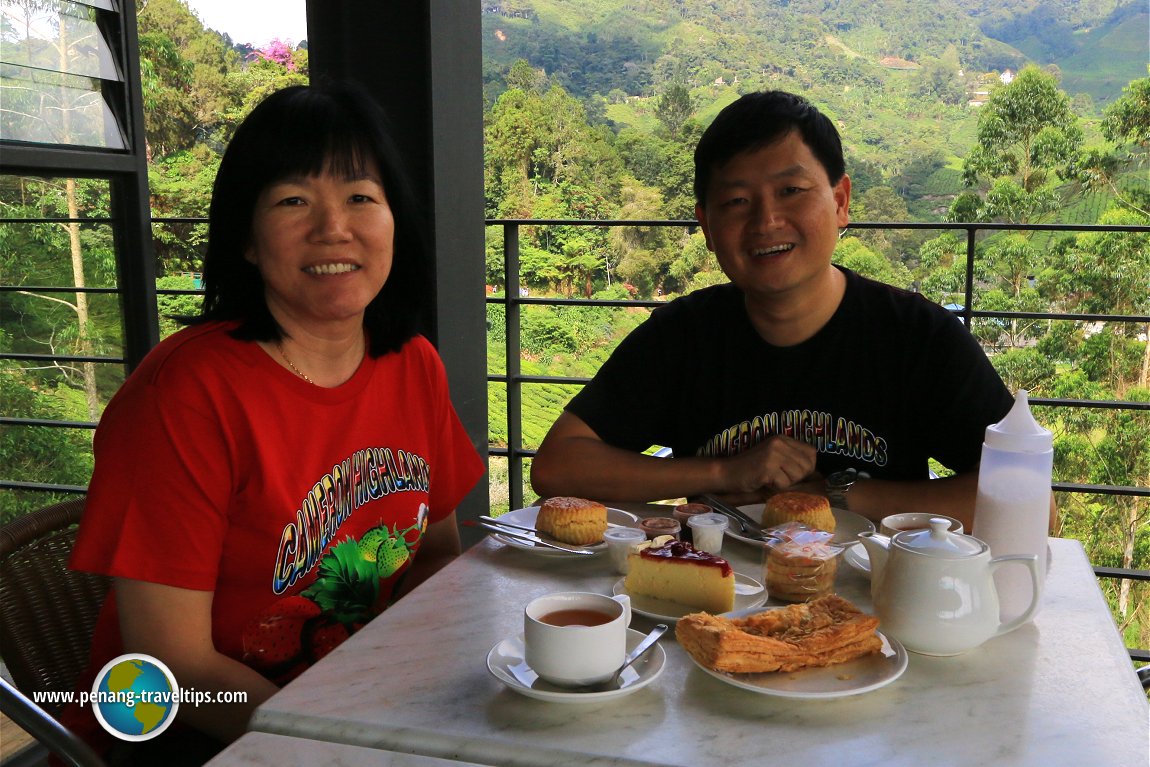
[686,512,729,554]
[524,592,632,687]
[603,527,647,575]
[880,512,964,538]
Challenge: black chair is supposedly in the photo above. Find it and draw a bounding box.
[0,677,106,767]
[0,497,110,765]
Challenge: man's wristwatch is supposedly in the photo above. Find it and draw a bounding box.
[825,468,868,511]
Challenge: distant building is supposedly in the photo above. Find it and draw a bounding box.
[1000,69,1014,84]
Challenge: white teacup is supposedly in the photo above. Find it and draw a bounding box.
[880,512,964,538]
[523,591,631,686]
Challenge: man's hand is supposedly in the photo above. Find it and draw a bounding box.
[720,435,817,497]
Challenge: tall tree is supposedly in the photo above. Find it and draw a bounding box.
[955,65,1083,224]
[655,82,693,139]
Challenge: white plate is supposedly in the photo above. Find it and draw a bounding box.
[489,506,639,557]
[686,606,908,698]
[725,505,875,547]
[612,573,766,622]
[486,627,666,703]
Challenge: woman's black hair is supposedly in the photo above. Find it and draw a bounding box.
[693,91,846,207]
[187,81,430,356]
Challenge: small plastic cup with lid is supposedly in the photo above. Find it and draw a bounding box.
[673,502,713,544]
[686,512,729,555]
[639,516,681,541]
[602,527,647,574]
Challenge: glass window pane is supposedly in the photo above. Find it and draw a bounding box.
[0,0,121,80]
[71,0,115,11]
[0,175,118,285]
[0,64,124,147]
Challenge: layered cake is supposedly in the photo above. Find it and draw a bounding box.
[676,595,882,673]
[625,535,735,612]
[535,496,608,545]
[762,491,836,532]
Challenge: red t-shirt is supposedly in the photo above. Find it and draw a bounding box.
[64,322,484,750]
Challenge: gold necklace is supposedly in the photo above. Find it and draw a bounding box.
[277,343,314,385]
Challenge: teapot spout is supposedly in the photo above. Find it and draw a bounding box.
[857,531,892,581]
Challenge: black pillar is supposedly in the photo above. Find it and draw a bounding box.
[306,2,489,540]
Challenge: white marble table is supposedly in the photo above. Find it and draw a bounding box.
[249,508,1149,767]
[204,732,493,766]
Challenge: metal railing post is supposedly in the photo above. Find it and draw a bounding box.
[503,223,524,511]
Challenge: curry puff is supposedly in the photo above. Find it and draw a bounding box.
[676,595,883,674]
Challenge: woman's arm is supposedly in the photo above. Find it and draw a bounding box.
[115,579,279,744]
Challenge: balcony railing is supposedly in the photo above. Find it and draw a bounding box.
[2,216,1147,660]
[487,218,1150,508]
[485,217,1150,662]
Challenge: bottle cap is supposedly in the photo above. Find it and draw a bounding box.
[984,389,1053,453]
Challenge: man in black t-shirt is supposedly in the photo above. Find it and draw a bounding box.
[530,91,1013,528]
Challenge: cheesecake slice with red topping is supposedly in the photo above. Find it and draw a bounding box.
[625,535,735,613]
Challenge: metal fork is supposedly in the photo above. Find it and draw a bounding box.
[697,494,768,539]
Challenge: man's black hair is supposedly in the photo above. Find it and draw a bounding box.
[693,91,846,207]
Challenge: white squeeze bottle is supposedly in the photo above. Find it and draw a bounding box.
[972,389,1053,624]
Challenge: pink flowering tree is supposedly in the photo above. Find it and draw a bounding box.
[253,38,297,71]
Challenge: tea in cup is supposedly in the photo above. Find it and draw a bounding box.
[524,591,631,686]
[880,512,963,538]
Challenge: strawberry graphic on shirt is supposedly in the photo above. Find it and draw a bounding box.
[242,509,427,682]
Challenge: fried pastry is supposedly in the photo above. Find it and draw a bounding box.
[675,594,882,674]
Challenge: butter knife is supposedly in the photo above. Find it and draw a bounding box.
[475,521,597,555]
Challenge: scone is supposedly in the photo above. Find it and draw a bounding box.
[535,496,608,545]
[763,491,835,532]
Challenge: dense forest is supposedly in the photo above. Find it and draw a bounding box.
[1,0,1147,652]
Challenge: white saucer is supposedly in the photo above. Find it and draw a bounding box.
[844,542,872,576]
[725,506,875,547]
[486,627,666,703]
[612,573,766,623]
[488,506,639,557]
[686,606,908,698]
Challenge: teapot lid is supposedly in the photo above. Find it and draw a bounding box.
[893,518,984,558]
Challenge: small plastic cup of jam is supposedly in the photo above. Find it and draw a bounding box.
[639,516,681,540]
[673,502,713,544]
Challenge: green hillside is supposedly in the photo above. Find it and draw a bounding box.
[482,0,1146,226]
[1057,10,1149,106]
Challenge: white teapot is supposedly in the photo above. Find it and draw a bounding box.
[857,518,1041,656]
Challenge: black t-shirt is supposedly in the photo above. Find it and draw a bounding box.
[566,268,1013,480]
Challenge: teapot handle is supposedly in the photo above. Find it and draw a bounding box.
[990,554,1042,637]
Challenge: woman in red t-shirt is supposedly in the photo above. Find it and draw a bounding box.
[65,83,484,765]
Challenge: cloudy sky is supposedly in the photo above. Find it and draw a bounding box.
[183,0,307,46]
